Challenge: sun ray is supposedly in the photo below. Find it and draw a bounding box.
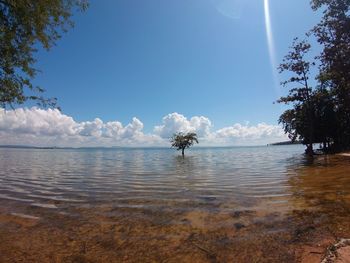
[264,0,280,95]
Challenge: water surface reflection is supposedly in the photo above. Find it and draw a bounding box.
[0,146,349,215]
[0,147,300,212]
[1,146,350,262]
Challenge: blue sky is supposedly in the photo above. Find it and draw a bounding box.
[2,0,323,147]
[29,0,319,131]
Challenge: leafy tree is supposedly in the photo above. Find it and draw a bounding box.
[311,0,350,149]
[170,132,198,157]
[277,39,316,155]
[0,0,88,109]
[278,0,350,154]
[312,87,337,151]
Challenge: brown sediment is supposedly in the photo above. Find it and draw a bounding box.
[333,245,350,263]
[1,154,350,262]
[338,153,350,157]
[0,197,350,263]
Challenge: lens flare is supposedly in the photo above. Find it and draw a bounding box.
[264,0,280,95]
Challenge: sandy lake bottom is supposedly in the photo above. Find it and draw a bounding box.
[1,146,350,262]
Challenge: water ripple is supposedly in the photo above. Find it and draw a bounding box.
[2,146,348,212]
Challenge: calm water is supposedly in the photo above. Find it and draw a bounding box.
[1,145,350,213]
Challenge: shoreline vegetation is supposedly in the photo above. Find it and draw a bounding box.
[267,141,302,146]
[1,1,349,156]
[276,1,350,156]
[1,1,350,263]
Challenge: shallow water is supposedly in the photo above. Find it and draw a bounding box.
[0,146,300,209]
[1,146,350,262]
[1,145,349,213]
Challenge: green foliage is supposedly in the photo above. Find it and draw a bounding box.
[278,0,350,154]
[278,39,316,154]
[170,132,199,156]
[0,0,88,109]
[311,0,350,148]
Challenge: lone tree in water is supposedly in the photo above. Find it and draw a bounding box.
[0,0,88,109]
[171,132,198,157]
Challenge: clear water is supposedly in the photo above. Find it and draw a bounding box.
[2,145,350,262]
[0,145,349,213]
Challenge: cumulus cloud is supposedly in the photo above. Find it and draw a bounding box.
[79,118,104,137]
[154,113,212,138]
[0,108,287,147]
[0,108,158,147]
[0,108,77,136]
[212,123,287,146]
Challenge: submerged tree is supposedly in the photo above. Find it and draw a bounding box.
[170,132,198,157]
[0,0,88,109]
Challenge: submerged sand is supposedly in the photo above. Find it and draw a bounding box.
[0,196,350,263]
[339,153,350,157]
[1,154,350,262]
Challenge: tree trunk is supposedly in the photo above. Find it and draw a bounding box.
[307,110,314,156]
[305,144,314,156]
[181,148,185,157]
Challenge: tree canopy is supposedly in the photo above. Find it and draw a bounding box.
[170,132,199,157]
[278,0,350,154]
[277,39,316,155]
[0,0,88,109]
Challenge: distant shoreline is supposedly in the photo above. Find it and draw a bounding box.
[0,144,301,150]
[267,141,302,146]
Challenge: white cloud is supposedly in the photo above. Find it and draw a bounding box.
[213,122,287,146]
[103,121,123,138]
[79,118,104,137]
[121,117,144,139]
[0,108,158,147]
[0,108,287,147]
[154,112,212,138]
[0,108,77,136]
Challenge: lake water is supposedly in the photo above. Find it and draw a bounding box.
[1,145,349,213]
[1,145,350,262]
[0,146,294,207]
